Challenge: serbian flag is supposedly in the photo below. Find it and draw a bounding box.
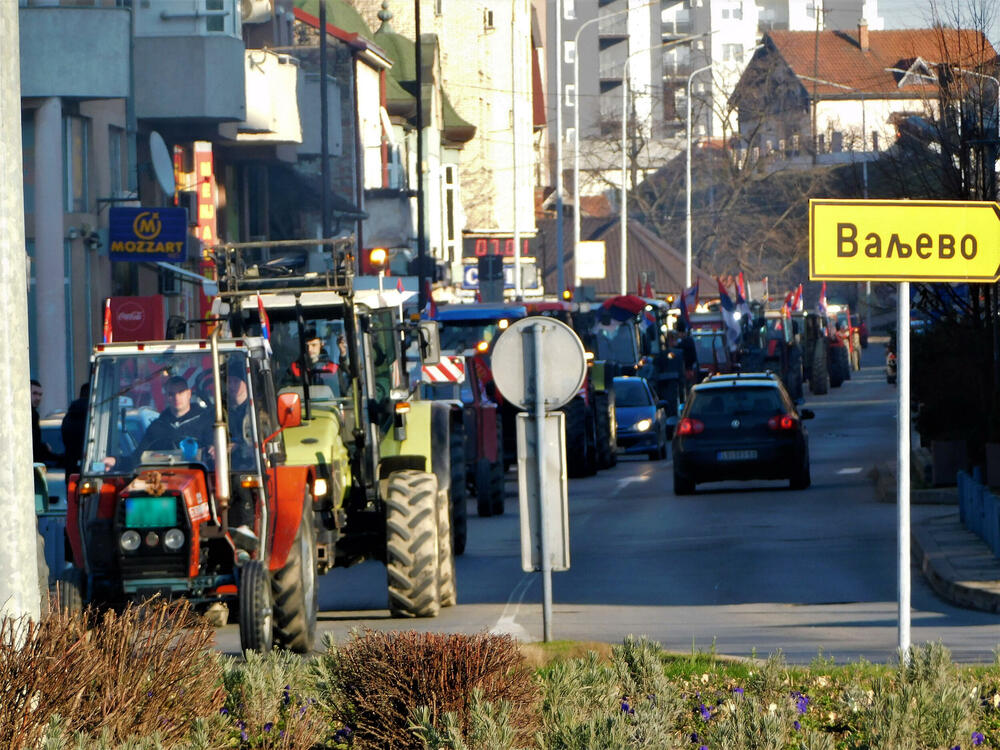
[734,273,751,318]
[817,281,828,317]
[396,277,405,293]
[102,298,113,344]
[422,280,438,319]
[792,283,804,312]
[643,280,653,298]
[679,281,699,323]
[717,278,740,351]
[256,293,272,355]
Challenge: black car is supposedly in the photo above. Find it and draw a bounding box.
[671,376,813,494]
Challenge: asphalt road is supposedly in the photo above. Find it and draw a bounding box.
[215,342,1000,663]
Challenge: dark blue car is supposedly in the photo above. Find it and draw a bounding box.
[613,376,668,460]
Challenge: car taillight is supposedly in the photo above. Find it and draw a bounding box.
[677,417,704,435]
[767,414,798,431]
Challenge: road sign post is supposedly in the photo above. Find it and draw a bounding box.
[492,316,586,642]
[806,198,999,659]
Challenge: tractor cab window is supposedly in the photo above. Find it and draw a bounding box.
[593,318,640,365]
[368,308,404,414]
[85,352,217,474]
[265,314,349,400]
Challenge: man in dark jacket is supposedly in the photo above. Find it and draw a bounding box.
[137,376,214,455]
[31,379,61,465]
[61,382,89,474]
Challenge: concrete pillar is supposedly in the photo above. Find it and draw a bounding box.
[34,96,68,413]
[0,2,41,619]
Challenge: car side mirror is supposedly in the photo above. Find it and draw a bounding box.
[800,408,815,420]
[277,392,302,428]
[418,320,441,366]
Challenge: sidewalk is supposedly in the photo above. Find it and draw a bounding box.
[873,461,1000,614]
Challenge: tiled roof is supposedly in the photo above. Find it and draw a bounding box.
[766,28,996,97]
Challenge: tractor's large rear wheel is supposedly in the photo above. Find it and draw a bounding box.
[271,492,318,653]
[386,470,440,618]
[475,459,494,517]
[239,559,274,655]
[436,490,456,607]
[810,343,829,395]
[594,391,617,469]
[490,418,506,516]
[564,398,593,478]
[449,421,468,555]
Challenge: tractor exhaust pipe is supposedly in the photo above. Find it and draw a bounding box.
[210,327,231,514]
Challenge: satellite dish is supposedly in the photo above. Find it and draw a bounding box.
[149,131,176,196]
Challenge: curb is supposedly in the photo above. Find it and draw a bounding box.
[870,462,958,505]
[911,513,1000,614]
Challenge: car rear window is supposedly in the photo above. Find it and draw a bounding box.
[688,386,783,418]
[614,379,651,407]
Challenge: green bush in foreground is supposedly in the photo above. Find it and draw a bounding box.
[4,602,1000,749]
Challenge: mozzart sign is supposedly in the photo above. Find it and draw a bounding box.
[809,199,1000,282]
[109,207,189,263]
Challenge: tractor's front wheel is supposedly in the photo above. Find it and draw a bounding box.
[239,560,274,655]
[386,470,440,618]
[271,492,318,653]
[436,490,457,607]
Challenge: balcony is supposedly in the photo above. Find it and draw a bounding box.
[19,4,130,99]
[133,0,246,122]
[235,50,302,145]
[598,13,627,38]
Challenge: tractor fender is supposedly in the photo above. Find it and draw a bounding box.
[378,400,450,490]
[268,465,311,571]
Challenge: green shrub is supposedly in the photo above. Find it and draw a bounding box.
[312,629,537,749]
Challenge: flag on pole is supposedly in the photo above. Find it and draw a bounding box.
[762,276,769,303]
[396,277,405,293]
[679,281,699,323]
[734,273,751,318]
[256,293,273,356]
[102,298,113,344]
[792,283,804,312]
[717,278,740,352]
[817,281,828,317]
[643,280,653,298]
[423,280,438,318]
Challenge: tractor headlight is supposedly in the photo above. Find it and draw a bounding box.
[120,530,141,552]
[313,477,328,498]
[634,418,653,432]
[163,528,185,551]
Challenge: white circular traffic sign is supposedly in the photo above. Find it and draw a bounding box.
[491,316,587,411]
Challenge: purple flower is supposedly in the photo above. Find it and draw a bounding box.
[240,729,248,741]
[621,698,635,715]
[797,694,809,713]
[700,703,712,721]
[263,721,273,732]
[334,726,353,741]
[700,746,708,750]
[732,687,744,695]
[283,684,291,705]
[794,720,801,731]
[219,707,228,716]
[690,732,698,743]
[952,745,961,750]
[972,732,985,746]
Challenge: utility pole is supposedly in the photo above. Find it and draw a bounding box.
[0,3,42,620]
[320,1,330,240]
[415,0,427,310]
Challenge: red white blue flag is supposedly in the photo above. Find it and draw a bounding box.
[717,278,740,351]
[102,298,113,344]
[256,293,272,355]
[679,281,699,323]
[817,281,828,317]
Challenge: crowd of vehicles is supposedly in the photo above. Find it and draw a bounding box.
[40,252,873,645]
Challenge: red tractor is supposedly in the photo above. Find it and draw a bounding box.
[61,331,321,655]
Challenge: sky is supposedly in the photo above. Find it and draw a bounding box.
[878,0,1000,46]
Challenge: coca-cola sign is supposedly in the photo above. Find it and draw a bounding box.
[109,296,164,342]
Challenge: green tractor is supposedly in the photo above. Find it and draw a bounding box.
[216,240,458,617]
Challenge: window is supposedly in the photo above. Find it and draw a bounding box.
[564,0,575,19]
[435,0,444,15]
[63,115,89,213]
[109,125,126,199]
[444,166,456,244]
[722,8,729,17]
[484,8,494,30]
[206,0,224,32]
[565,84,575,108]
[872,131,879,151]
[723,44,744,62]
[564,40,576,64]
[565,126,576,144]
[732,5,743,19]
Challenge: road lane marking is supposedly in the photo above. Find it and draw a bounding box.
[837,467,863,475]
[491,573,534,640]
[616,473,652,492]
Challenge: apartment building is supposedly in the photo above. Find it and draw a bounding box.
[353,0,543,297]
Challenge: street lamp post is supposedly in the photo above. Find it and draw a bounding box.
[686,63,712,289]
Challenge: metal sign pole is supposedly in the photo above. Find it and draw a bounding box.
[897,281,911,658]
[532,323,553,641]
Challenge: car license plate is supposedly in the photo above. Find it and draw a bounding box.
[718,450,757,461]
